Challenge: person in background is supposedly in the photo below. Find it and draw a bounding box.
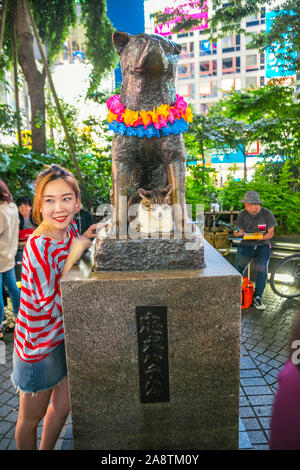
[15,197,37,282]
[233,191,277,310]
[0,180,21,339]
[73,207,94,235]
[270,313,300,450]
[16,196,35,230]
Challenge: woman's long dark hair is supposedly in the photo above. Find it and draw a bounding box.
[0,179,13,204]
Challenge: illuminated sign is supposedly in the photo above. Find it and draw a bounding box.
[155,0,208,36]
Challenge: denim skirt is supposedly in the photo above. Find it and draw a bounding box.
[11,341,67,394]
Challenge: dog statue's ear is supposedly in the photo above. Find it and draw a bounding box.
[113,31,132,55]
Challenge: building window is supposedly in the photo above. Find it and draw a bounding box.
[200,61,210,73]
[221,78,241,93]
[246,55,257,66]
[177,83,195,99]
[222,35,234,49]
[260,76,265,87]
[222,57,240,74]
[222,57,233,73]
[199,81,218,98]
[246,76,257,89]
[177,63,195,80]
[181,42,194,59]
[199,60,217,77]
[246,10,265,26]
[246,13,259,27]
[222,35,240,53]
[246,54,259,71]
[222,78,235,92]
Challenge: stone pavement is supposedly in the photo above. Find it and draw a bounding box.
[1,284,299,451]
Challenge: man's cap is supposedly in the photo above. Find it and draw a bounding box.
[240,191,264,204]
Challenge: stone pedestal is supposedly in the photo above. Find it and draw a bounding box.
[61,241,241,450]
[94,230,205,271]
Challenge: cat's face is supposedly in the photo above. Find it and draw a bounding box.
[138,185,173,220]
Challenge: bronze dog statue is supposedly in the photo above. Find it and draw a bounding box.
[109,31,194,237]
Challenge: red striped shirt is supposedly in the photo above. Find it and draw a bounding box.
[14,223,78,363]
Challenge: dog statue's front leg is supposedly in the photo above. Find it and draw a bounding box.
[167,160,195,237]
[110,135,135,239]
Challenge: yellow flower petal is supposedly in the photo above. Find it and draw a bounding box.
[183,107,193,123]
[156,104,170,119]
[107,111,117,123]
[149,110,159,123]
[123,109,139,126]
[140,110,152,126]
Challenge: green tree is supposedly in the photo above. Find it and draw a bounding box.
[1,0,117,153]
[185,112,260,180]
[211,80,300,160]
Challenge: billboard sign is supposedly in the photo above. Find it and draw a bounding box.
[155,0,208,36]
[266,10,296,78]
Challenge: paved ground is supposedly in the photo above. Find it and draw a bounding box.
[1,283,299,451]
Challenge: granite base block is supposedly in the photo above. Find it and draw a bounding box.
[61,241,241,450]
[94,233,205,271]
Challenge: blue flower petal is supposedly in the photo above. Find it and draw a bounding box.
[107,117,189,138]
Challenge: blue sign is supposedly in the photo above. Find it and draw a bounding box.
[210,146,246,164]
[266,10,296,78]
[200,40,217,53]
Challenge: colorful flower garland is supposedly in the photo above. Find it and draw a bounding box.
[106,94,193,138]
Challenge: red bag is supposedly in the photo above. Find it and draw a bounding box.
[241,277,254,309]
[19,228,34,242]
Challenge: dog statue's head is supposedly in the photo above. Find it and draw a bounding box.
[112,32,182,109]
[113,31,181,77]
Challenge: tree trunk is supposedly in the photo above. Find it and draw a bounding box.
[12,0,46,154]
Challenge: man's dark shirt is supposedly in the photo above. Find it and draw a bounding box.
[236,207,277,245]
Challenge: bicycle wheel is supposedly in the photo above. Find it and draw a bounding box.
[270,254,300,298]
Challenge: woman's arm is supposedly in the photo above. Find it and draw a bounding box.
[61,222,107,278]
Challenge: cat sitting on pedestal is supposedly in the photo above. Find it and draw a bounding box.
[129,185,173,236]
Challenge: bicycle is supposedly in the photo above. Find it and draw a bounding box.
[270,253,300,298]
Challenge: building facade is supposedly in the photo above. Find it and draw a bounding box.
[145,1,269,115]
[144,0,296,182]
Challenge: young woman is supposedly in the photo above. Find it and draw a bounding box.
[11,164,105,450]
[0,180,21,340]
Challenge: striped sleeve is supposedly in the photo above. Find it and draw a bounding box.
[22,236,60,314]
[14,236,65,362]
